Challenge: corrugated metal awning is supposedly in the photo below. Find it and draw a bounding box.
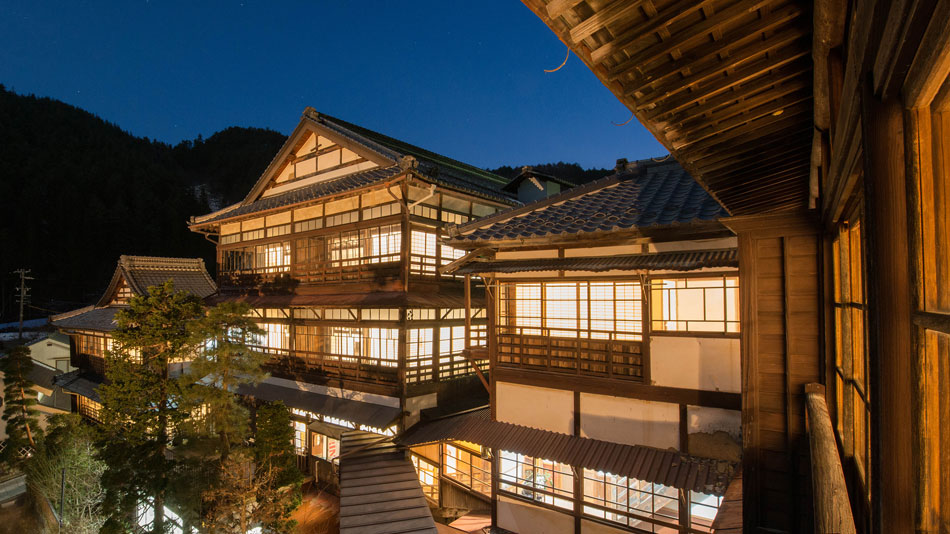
[235,380,400,430]
[454,249,737,275]
[396,408,736,496]
[339,431,438,534]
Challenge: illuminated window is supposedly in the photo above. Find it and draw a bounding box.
[689,491,723,533]
[361,225,401,263]
[252,323,289,354]
[833,212,870,497]
[310,431,340,461]
[499,451,573,510]
[500,281,642,340]
[220,242,291,275]
[651,275,739,333]
[328,231,360,267]
[410,230,438,274]
[444,442,491,496]
[583,470,679,532]
[293,421,306,455]
[77,395,102,422]
[411,454,440,501]
[407,328,434,383]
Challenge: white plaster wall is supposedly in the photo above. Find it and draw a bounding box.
[495,382,573,434]
[563,244,641,257]
[650,336,740,393]
[582,518,633,534]
[497,495,574,534]
[496,249,559,260]
[580,394,679,449]
[26,337,70,369]
[687,406,741,440]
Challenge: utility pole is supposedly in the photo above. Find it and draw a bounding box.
[13,268,32,340]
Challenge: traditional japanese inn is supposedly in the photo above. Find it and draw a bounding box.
[40,0,950,531]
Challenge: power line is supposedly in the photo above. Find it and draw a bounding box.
[12,268,33,340]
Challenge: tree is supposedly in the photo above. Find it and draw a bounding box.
[97,281,203,534]
[0,345,40,466]
[182,301,267,462]
[26,414,106,534]
[251,401,302,533]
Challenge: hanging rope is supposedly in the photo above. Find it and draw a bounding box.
[544,46,570,73]
[651,154,672,162]
[612,111,636,126]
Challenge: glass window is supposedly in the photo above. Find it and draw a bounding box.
[651,275,739,333]
[583,469,679,532]
[689,491,723,533]
[293,421,306,455]
[310,431,340,461]
[407,328,434,383]
[499,451,573,510]
[444,442,491,497]
[411,454,440,501]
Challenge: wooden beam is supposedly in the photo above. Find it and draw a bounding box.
[673,93,813,150]
[604,0,775,76]
[589,0,717,64]
[903,2,950,108]
[640,45,810,116]
[544,0,583,19]
[630,28,808,108]
[569,1,646,43]
[621,4,802,95]
[672,79,809,135]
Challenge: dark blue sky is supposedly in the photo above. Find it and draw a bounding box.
[0,1,665,169]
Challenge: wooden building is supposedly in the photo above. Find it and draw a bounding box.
[187,108,521,478]
[50,255,218,421]
[394,157,745,533]
[519,1,950,532]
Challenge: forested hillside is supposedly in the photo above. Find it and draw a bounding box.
[0,86,286,322]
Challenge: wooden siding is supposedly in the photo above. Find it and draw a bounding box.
[725,212,821,532]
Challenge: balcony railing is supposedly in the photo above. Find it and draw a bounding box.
[805,383,856,534]
[497,327,644,381]
[263,349,399,385]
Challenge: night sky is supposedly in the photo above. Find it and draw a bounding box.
[0,1,666,169]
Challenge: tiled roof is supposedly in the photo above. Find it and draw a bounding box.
[52,256,217,332]
[234,379,401,429]
[110,256,217,302]
[196,165,404,224]
[50,306,120,332]
[454,249,738,274]
[396,408,736,496]
[452,159,728,244]
[501,167,577,193]
[339,431,438,534]
[52,370,103,403]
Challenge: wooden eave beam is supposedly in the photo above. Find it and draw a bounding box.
[684,112,812,161]
[673,93,813,150]
[638,45,811,116]
[605,0,780,79]
[630,28,809,108]
[569,0,647,43]
[621,4,803,94]
[902,2,950,108]
[697,134,811,173]
[544,0,583,19]
[672,80,809,135]
[661,62,809,125]
[589,0,718,64]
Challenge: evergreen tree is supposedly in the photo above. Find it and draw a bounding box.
[0,345,40,465]
[182,301,267,462]
[97,281,203,534]
[251,401,302,533]
[26,414,107,534]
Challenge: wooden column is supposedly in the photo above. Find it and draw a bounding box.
[861,93,914,534]
[723,213,822,533]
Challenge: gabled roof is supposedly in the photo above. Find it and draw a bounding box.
[97,255,217,306]
[51,256,217,333]
[501,166,577,193]
[190,109,517,227]
[450,158,729,246]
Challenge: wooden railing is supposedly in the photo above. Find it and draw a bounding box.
[805,383,857,534]
[263,349,399,385]
[497,328,644,381]
[292,258,401,284]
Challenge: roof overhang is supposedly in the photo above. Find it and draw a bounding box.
[520,0,815,215]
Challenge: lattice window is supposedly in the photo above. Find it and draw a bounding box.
[650,275,739,333]
[444,442,491,496]
[582,470,679,533]
[500,451,574,510]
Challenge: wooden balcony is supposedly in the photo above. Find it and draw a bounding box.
[264,349,399,386]
[496,327,644,382]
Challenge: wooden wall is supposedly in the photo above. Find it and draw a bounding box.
[724,213,822,533]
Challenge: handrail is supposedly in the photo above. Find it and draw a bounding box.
[804,383,857,534]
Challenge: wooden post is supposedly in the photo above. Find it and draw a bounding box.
[464,274,472,350]
[862,92,914,533]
